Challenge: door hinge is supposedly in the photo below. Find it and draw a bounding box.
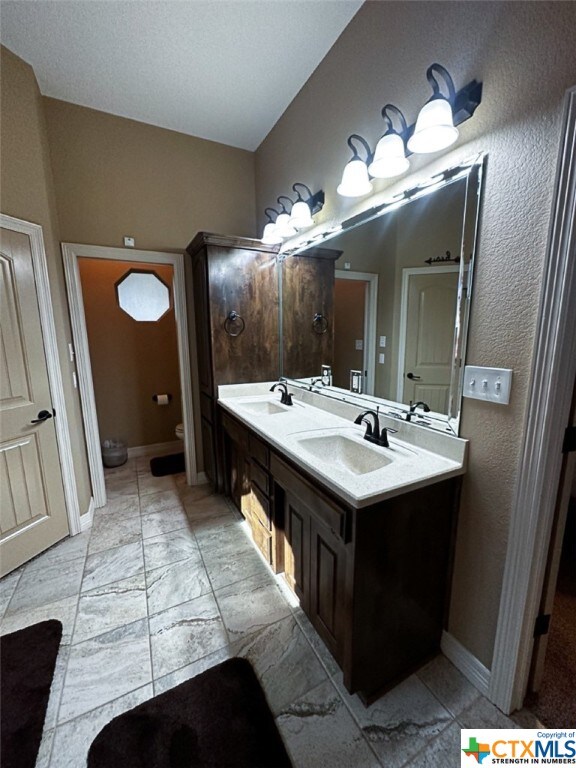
[534,613,551,637]
[562,425,576,453]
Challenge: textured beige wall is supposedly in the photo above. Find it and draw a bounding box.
[0,46,92,516]
[43,98,257,250]
[255,1,576,667]
[78,259,181,449]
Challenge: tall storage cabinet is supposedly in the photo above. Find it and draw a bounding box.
[186,233,280,488]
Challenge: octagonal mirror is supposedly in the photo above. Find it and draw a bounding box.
[116,269,171,321]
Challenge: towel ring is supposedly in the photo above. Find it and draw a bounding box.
[224,311,245,337]
[312,313,328,334]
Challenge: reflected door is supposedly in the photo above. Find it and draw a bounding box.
[400,267,459,413]
[0,226,69,576]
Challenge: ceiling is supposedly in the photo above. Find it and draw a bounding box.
[0,0,363,151]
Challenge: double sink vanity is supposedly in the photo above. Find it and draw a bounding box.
[218,382,468,703]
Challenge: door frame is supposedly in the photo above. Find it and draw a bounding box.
[62,242,198,508]
[334,270,378,395]
[489,86,576,713]
[1,214,82,534]
[397,265,460,404]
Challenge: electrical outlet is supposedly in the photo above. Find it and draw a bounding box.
[463,366,513,404]
[379,353,385,364]
[355,339,363,350]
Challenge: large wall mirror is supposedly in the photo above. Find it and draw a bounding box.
[279,155,484,435]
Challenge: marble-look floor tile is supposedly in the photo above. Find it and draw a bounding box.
[105,478,139,499]
[417,654,482,717]
[82,540,144,593]
[216,572,291,641]
[334,674,453,768]
[405,720,462,767]
[178,482,214,503]
[49,685,153,768]
[293,608,341,678]
[1,594,79,645]
[143,527,198,570]
[146,556,211,616]
[58,618,152,723]
[276,679,380,768]
[153,646,232,696]
[457,694,520,729]
[137,473,177,496]
[184,493,233,521]
[232,614,329,716]
[44,644,71,731]
[139,489,183,516]
[95,494,140,518]
[103,462,136,482]
[0,568,23,618]
[88,513,142,555]
[7,557,84,614]
[35,727,55,768]
[73,574,147,644]
[204,545,272,592]
[149,593,228,679]
[25,531,90,572]
[141,506,190,539]
[194,520,255,556]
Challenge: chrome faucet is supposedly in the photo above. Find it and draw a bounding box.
[270,382,293,406]
[405,401,431,422]
[354,408,397,447]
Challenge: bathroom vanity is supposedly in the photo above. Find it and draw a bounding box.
[218,384,467,702]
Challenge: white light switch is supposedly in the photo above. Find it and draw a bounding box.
[379,336,387,348]
[379,353,385,364]
[463,366,513,404]
[355,339,363,350]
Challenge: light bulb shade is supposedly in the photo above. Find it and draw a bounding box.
[337,159,373,197]
[261,222,283,244]
[275,212,297,238]
[407,98,459,154]
[289,200,314,229]
[368,133,410,178]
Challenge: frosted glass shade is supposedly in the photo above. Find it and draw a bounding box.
[274,212,297,238]
[289,200,314,229]
[261,222,283,244]
[337,159,373,197]
[368,133,410,178]
[407,98,459,153]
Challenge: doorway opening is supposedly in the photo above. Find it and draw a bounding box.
[62,243,197,513]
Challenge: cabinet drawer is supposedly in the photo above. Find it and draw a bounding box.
[221,411,249,451]
[250,461,270,496]
[271,455,346,540]
[250,484,272,532]
[249,517,273,564]
[249,434,269,468]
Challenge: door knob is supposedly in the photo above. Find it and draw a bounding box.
[31,409,53,424]
[406,372,421,380]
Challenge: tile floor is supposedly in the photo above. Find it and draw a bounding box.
[0,456,533,767]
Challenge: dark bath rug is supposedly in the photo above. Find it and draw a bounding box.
[87,657,293,768]
[150,452,186,477]
[0,619,63,768]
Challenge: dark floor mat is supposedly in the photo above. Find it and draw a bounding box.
[150,452,185,477]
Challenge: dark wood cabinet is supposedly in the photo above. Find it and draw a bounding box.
[186,233,280,487]
[220,404,460,703]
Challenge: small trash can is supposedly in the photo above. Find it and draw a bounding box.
[101,439,128,468]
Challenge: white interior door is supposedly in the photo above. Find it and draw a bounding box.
[0,226,69,576]
[399,267,459,413]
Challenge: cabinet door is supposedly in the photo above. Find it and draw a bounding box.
[284,492,310,611]
[310,516,346,659]
[200,416,215,484]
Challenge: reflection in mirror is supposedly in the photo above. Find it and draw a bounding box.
[280,156,484,435]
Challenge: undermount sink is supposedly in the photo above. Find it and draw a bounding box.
[295,433,392,475]
[237,399,287,415]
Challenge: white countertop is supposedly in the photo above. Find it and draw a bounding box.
[218,383,468,509]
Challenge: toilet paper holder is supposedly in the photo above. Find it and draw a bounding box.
[152,393,172,404]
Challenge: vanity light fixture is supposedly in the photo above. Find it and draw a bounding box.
[289,183,325,229]
[407,63,459,154]
[368,104,410,179]
[261,207,283,245]
[337,134,374,197]
[274,196,298,239]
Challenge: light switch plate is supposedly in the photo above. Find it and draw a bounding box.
[463,366,513,404]
[355,339,363,350]
[379,336,386,348]
[378,353,385,364]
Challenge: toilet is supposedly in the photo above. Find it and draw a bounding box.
[175,423,184,440]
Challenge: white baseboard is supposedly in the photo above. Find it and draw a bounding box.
[441,630,491,697]
[79,497,95,532]
[128,440,182,458]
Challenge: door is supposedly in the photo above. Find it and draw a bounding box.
[310,515,346,660]
[0,226,69,576]
[333,278,366,390]
[400,268,459,412]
